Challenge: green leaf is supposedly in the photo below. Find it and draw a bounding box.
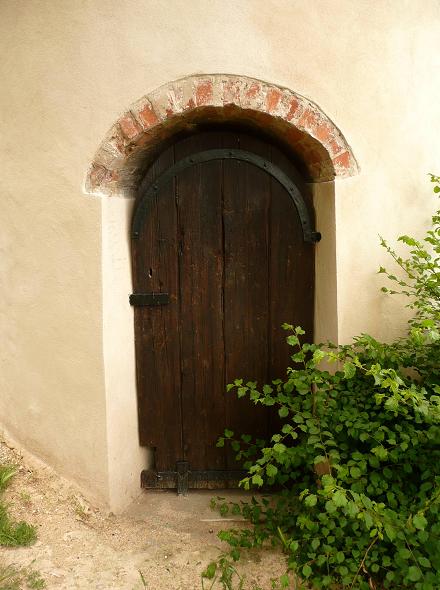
[335,551,344,563]
[407,566,422,582]
[302,564,312,578]
[371,446,388,460]
[278,406,289,418]
[224,429,234,438]
[304,494,317,507]
[251,474,264,486]
[312,349,326,364]
[384,523,396,541]
[273,443,287,453]
[418,557,431,568]
[398,548,411,560]
[202,562,217,579]
[343,362,356,379]
[333,490,348,507]
[413,514,428,530]
[266,464,278,477]
[325,500,337,514]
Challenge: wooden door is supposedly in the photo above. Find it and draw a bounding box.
[131,129,315,485]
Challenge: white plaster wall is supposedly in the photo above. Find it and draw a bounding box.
[1,0,439,509]
[101,197,150,510]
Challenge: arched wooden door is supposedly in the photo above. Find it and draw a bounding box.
[131,130,317,492]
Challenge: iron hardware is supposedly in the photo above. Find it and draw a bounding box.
[141,462,249,495]
[132,148,320,243]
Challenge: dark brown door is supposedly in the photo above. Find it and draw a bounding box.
[131,129,315,478]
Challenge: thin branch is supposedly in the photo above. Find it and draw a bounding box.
[350,535,379,590]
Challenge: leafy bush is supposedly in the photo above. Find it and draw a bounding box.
[214,175,440,589]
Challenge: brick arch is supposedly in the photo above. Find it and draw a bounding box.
[85,74,359,196]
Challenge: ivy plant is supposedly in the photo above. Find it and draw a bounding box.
[210,175,440,589]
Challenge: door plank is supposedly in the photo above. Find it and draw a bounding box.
[223,133,272,469]
[175,133,226,472]
[132,146,183,471]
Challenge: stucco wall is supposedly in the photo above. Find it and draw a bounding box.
[1,0,439,509]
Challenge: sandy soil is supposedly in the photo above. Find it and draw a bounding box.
[0,440,290,589]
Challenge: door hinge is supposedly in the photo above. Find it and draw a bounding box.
[141,461,248,495]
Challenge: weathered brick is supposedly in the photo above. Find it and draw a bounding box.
[285,96,301,121]
[297,106,321,134]
[85,75,358,196]
[221,78,242,105]
[135,99,160,129]
[266,87,282,114]
[332,151,351,170]
[314,121,333,145]
[118,112,143,140]
[94,146,120,168]
[195,80,213,106]
[327,137,345,158]
[104,125,127,156]
[244,81,261,102]
[88,163,108,190]
[185,97,196,111]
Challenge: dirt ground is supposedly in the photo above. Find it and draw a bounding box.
[0,439,289,589]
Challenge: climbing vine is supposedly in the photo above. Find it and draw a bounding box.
[206,175,440,589]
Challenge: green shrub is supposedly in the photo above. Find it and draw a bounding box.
[214,175,440,589]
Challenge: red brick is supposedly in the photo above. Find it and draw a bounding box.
[285,97,301,121]
[244,81,261,102]
[266,88,282,113]
[327,137,344,158]
[222,79,241,105]
[298,107,320,133]
[105,128,126,156]
[137,102,159,129]
[333,151,351,169]
[314,122,333,144]
[195,80,213,106]
[118,112,143,140]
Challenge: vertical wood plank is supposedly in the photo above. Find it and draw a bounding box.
[175,132,226,472]
[223,133,272,469]
[132,146,183,471]
[269,146,315,432]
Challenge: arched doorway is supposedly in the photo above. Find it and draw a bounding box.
[130,128,317,492]
[86,74,358,507]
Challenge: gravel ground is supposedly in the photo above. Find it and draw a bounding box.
[0,439,291,589]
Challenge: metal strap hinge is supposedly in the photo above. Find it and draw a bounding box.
[141,461,248,495]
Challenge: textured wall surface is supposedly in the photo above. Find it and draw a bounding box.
[1,0,439,509]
